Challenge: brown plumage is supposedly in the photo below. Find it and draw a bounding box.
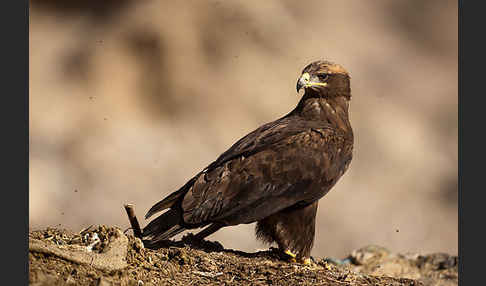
[142,60,354,263]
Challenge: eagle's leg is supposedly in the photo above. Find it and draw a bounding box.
[256,201,318,264]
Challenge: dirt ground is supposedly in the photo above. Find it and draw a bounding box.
[29,225,458,286]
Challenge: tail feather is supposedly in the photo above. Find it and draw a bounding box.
[145,176,198,219]
[142,208,185,243]
[145,191,183,219]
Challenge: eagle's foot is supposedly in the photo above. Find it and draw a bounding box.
[300,257,312,265]
[282,250,312,265]
[284,249,297,258]
[283,249,298,263]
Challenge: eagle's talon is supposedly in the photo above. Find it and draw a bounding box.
[284,249,297,258]
[300,257,312,265]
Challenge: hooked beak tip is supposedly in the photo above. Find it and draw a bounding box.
[296,72,310,93]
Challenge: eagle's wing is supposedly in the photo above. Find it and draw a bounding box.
[206,116,310,171]
[180,115,349,225]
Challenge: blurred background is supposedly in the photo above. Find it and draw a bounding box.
[29,0,457,258]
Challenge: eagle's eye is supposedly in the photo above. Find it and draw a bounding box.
[317,73,329,81]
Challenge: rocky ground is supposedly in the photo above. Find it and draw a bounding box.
[29,225,458,286]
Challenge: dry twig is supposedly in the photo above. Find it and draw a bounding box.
[124,203,142,238]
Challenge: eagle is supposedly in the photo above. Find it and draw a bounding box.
[142,60,353,264]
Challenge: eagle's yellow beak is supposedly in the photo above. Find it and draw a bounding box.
[296,72,327,92]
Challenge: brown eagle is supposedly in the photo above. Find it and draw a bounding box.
[142,60,353,264]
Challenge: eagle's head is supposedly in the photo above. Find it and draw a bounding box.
[296,60,351,100]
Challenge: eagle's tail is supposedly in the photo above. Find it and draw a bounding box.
[142,177,199,247]
[145,190,186,219]
[145,175,199,220]
[142,208,185,246]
